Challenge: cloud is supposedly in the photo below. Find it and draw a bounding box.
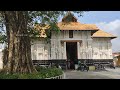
[96,19,120,52]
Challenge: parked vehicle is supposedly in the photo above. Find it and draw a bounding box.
[109,62,115,69]
[78,63,89,71]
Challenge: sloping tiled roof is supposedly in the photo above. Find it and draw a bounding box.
[57,12,99,31]
[33,13,117,39]
[92,30,117,39]
[57,22,99,30]
[34,12,99,31]
[34,24,50,38]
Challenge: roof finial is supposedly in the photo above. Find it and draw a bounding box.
[67,11,72,15]
[62,11,77,22]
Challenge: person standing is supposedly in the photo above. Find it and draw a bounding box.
[78,60,81,70]
[67,59,70,69]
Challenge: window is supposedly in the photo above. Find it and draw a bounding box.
[69,30,73,38]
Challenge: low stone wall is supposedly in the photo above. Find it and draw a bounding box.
[45,72,65,79]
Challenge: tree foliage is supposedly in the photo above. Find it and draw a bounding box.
[0,11,84,43]
[0,11,84,74]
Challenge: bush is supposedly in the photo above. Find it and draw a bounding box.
[35,66,63,78]
[0,66,63,79]
[35,66,47,72]
[0,73,18,79]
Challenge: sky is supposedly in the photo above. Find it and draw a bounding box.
[60,11,120,53]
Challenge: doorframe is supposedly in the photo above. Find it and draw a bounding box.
[66,42,78,69]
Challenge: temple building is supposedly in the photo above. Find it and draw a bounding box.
[31,12,117,69]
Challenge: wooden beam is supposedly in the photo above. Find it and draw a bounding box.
[61,40,82,43]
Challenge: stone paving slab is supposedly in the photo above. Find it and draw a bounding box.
[64,68,120,79]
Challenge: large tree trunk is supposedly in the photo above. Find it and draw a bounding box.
[2,11,9,70]
[3,11,37,74]
[2,46,8,69]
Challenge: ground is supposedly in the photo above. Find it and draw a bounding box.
[64,67,120,79]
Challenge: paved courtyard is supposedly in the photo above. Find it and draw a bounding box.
[64,67,120,79]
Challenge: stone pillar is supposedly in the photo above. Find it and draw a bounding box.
[77,42,80,59]
[64,42,66,59]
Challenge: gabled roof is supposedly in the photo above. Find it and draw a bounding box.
[33,12,99,31]
[33,24,50,38]
[33,13,117,39]
[58,12,99,31]
[57,22,99,31]
[92,30,117,39]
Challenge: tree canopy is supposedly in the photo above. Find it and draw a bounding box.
[0,11,84,74]
[0,11,84,43]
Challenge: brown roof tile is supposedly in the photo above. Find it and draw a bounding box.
[57,22,99,30]
[34,24,50,38]
[58,12,99,30]
[92,30,117,39]
[33,13,117,39]
[34,13,99,31]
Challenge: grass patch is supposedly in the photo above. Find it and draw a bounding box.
[0,66,63,79]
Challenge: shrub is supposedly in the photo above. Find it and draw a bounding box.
[0,66,63,79]
[35,66,46,72]
[0,73,18,79]
[35,66,63,78]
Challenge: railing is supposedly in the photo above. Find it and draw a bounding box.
[45,72,65,79]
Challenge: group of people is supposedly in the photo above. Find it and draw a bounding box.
[67,59,116,71]
[77,60,89,71]
[67,60,75,69]
[67,59,89,71]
